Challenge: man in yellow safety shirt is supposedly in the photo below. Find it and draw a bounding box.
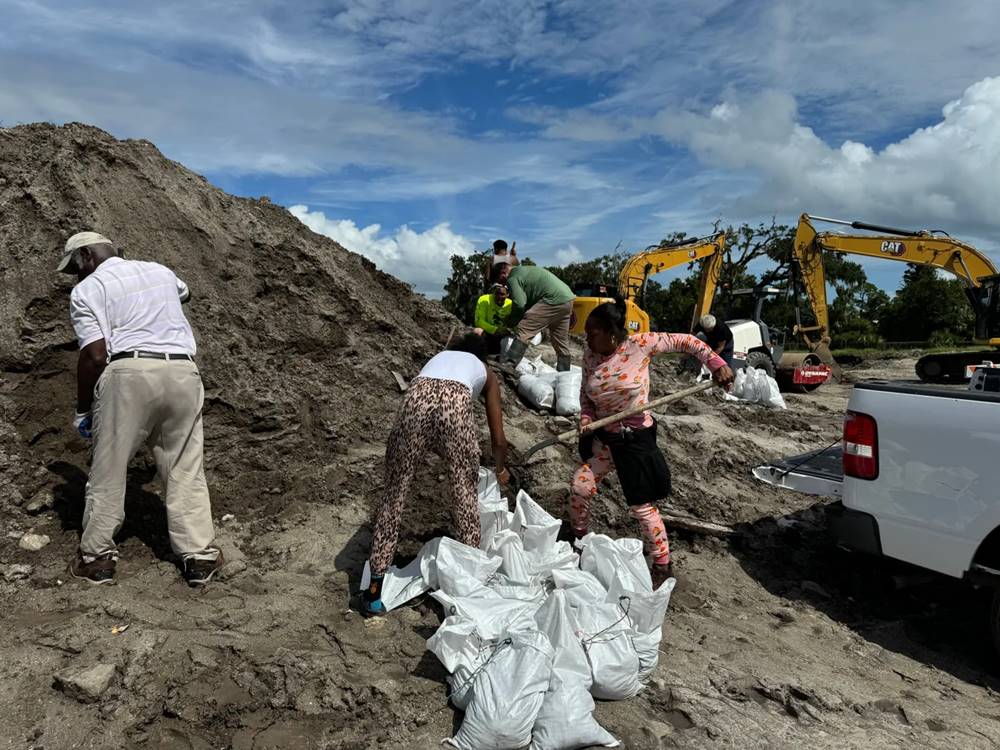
[473,283,513,354]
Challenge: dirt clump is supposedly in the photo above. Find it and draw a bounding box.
[1,124,999,749]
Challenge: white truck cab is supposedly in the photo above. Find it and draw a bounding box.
[755,380,1000,652]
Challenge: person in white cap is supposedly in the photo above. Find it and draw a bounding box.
[57,232,223,586]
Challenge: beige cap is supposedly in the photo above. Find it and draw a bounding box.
[56,231,113,273]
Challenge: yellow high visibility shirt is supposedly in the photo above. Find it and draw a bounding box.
[474,293,513,334]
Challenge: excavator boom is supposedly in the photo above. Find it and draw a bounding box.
[570,232,726,335]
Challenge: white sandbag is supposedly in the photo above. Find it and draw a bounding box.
[435,538,504,597]
[360,536,504,610]
[764,371,786,409]
[531,331,543,346]
[578,534,651,592]
[448,630,554,750]
[525,541,578,579]
[478,468,513,551]
[554,370,582,416]
[576,601,643,700]
[532,356,557,375]
[531,592,621,750]
[515,358,536,378]
[732,367,786,409]
[518,374,555,410]
[359,556,430,612]
[512,490,561,552]
[551,568,608,607]
[530,674,621,750]
[487,529,532,586]
[427,615,483,709]
[432,590,539,639]
[533,591,589,681]
[606,574,675,680]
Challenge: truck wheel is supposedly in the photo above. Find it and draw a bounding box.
[745,351,776,378]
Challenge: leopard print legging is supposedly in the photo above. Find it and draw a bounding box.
[368,377,482,576]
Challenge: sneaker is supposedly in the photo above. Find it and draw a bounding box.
[70,552,116,585]
[183,552,224,587]
[651,561,674,591]
[361,574,387,617]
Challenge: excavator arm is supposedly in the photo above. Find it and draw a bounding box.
[793,213,1000,381]
[570,232,726,336]
[618,232,727,305]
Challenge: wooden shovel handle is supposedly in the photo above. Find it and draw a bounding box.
[553,379,715,443]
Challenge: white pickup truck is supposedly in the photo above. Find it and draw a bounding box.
[754,379,1000,652]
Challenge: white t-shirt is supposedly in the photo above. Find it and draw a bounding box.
[418,351,488,398]
[69,257,197,356]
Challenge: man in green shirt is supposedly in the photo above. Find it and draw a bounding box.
[474,284,513,354]
[491,252,575,370]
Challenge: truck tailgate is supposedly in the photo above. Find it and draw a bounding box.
[753,444,843,497]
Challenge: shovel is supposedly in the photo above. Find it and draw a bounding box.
[521,379,715,462]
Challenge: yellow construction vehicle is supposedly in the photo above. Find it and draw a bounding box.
[792,213,1000,382]
[569,233,726,335]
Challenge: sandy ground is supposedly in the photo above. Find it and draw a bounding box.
[3,354,1000,750]
[2,124,999,749]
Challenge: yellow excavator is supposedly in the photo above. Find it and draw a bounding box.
[571,231,832,390]
[569,232,727,335]
[793,213,1000,382]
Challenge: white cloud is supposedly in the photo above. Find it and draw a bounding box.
[555,244,584,265]
[288,204,474,296]
[649,77,1000,235]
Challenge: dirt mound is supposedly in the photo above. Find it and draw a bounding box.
[0,122,454,518]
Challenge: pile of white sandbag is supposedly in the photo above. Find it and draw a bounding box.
[728,366,785,409]
[360,469,675,749]
[510,353,582,415]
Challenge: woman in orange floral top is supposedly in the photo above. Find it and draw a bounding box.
[572,300,734,588]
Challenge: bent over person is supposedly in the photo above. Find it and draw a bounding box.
[572,300,733,589]
[363,334,509,616]
[58,232,223,586]
[491,257,575,371]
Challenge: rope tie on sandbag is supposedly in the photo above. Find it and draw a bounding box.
[447,637,513,700]
[581,595,631,651]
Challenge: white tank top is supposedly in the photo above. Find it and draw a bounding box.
[418,351,488,399]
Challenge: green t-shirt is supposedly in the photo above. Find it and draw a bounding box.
[506,266,574,323]
[474,293,513,334]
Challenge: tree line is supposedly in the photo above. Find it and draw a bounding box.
[441,222,975,349]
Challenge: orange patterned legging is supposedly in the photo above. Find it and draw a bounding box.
[571,438,671,565]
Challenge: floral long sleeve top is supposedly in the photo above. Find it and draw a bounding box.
[580,332,727,431]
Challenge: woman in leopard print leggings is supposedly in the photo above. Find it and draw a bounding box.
[363,334,509,616]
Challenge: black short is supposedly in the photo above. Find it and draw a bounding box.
[597,422,671,506]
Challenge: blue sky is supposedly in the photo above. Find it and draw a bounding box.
[3,1,1000,296]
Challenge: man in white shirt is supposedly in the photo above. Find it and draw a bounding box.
[58,231,222,586]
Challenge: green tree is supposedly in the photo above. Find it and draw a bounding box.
[441,253,489,324]
[878,264,974,342]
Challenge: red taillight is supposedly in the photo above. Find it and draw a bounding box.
[843,411,878,480]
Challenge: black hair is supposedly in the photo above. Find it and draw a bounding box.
[586,297,628,339]
[489,262,509,285]
[493,239,508,252]
[449,332,489,362]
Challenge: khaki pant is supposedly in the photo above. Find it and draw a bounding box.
[516,301,573,358]
[81,358,218,562]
